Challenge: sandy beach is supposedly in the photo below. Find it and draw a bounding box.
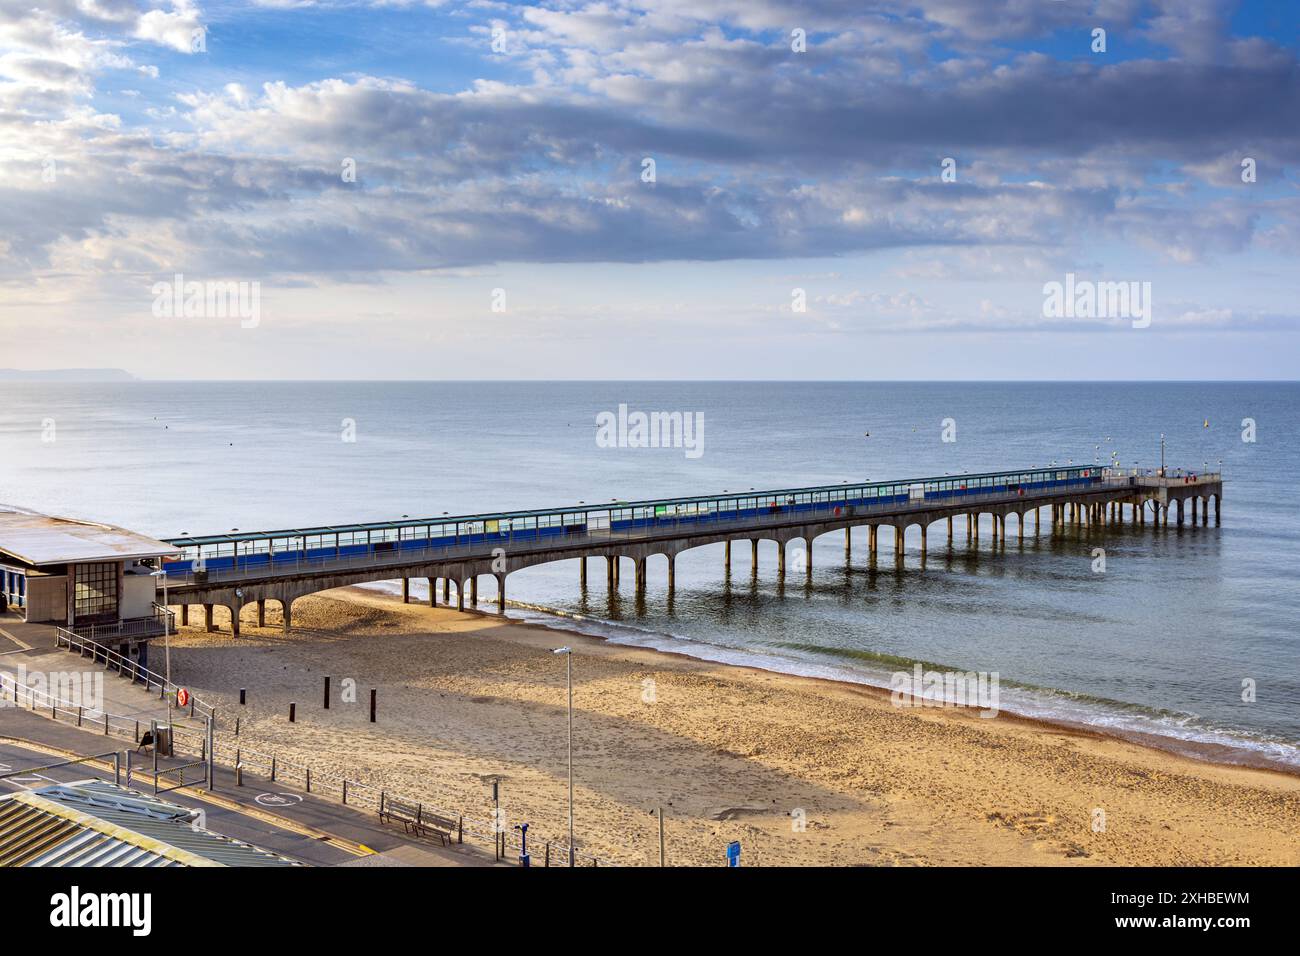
[166,588,1300,867]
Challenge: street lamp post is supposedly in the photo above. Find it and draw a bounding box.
[1160,433,1166,477]
[151,568,171,684]
[553,646,574,865]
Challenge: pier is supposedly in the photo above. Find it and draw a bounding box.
[154,466,1222,635]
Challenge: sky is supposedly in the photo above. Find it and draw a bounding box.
[1,0,1297,380]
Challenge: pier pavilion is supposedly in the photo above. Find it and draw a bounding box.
[0,507,178,644]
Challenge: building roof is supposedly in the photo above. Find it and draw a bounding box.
[0,780,302,867]
[0,506,180,566]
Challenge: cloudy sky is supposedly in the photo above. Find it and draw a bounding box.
[2,0,1297,379]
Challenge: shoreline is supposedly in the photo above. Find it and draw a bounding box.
[359,582,1300,779]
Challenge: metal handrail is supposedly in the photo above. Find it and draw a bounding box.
[79,607,174,644]
[54,627,217,723]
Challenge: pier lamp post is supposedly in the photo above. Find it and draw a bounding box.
[1160,434,1165,476]
[150,568,171,684]
[553,646,575,866]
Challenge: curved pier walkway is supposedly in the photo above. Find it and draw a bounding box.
[157,465,1223,634]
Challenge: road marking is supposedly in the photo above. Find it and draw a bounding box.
[255,792,305,808]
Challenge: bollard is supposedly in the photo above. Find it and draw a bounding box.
[240,688,246,706]
[306,768,311,793]
[271,756,277,782]
[342,779,348,805]
[323,676,330,710]
[370,688,376,723]
[77,706,82,727]
[236,764,243,787]
[289,702,296,723]
[235,717,240,737]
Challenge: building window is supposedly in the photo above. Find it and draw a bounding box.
[74,562,118,622]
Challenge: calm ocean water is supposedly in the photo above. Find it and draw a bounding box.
[2,381,1297,768]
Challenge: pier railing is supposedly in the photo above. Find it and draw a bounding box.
[157,474,1131,588]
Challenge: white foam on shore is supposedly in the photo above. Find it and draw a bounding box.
[355,580,1300,771]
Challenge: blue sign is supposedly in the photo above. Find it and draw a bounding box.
[726,841,741,867]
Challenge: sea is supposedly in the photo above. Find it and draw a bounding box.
[2,381,1296,770]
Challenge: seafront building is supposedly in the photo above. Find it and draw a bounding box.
[0,507,177,650]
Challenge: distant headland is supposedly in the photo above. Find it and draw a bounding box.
[0,368,136,382]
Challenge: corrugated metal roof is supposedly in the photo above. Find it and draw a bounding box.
[0,506,181,566]
[0,780,301,867]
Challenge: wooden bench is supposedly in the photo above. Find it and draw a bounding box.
[378,808,459,847]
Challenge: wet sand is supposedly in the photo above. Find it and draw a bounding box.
[167,588,1300,866]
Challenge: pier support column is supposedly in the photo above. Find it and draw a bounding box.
[724,540,731,572]
[1018,513,1024,543]
[427,578,436,607]
[281,599,292,633]
[805,539,812,577]
[991,515,999,547]
[580,558,587,588]
[181,604,189,626]
[1191,498,1198,525]
[635,558,646,594]
[402,577,410,603]
[495,573,506,613]
[203,604,215,633]
[1176,499,1184,526]
[614,557,620,587]
[1162,505,1169,528]
[895,526,904,560]
[777,541,786,576]
[966,513,973,541]
[869,526,877,559]
[443,579,450,603]
[667,555,675,592]
[457,581,465,612]
[1202,497,1208,524]
[751,539,758,575]
[1214,496,1220,524]
[257,599,265,627]
[947,516,953,544]
[229,603,240,637]
[470,576,478,606]
[920,525,927,557]
[845,528,851,563]
[607,555,615,589]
